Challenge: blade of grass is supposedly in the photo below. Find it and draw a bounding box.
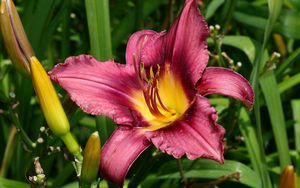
[85,0,115,144]
[157,159,262,188]
[276,9,300,39]
[251,0,283,85]
[248,1,282,187]
[220,0,237,31]
[234,10,300,40]
[276,46,300,77]
[0,127,17,177]
[22,0,59,57]
[85,0,112,59]
[291,99,300,152]
[260,71,291,168]
[278,73,300,94]
[266,0,282,42]
[239,107,270,187]
[205,0,225,20]
[0,177,30,188]
[291,104,300,188]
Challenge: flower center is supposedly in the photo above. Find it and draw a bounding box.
[132,63,190,131]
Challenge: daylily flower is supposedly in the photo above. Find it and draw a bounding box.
[49,0,254,186]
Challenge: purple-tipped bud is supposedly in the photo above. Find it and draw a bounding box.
[0,0,34,75]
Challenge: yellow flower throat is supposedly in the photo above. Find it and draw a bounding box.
[133,63,189,131]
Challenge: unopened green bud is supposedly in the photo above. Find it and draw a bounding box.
[81,132,101,185]
[0,0,34,75]
[30,56,69,136]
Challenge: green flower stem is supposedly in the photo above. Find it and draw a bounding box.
[0,126,17,177]
[177,159,188,187]
[60,132,83,176]
[60,132,83,161]
[9,111,36,149]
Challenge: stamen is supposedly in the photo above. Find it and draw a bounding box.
[139,63,178,121]
[154,81,170,112]
[139,63,148,83]
[133,54,145,88]
[143,91,156,115]
[149,86,157,112]
[150,85,165,117]
[149,66,154,80]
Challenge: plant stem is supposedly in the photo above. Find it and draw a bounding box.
[177,159,188,187]
[9,111,36,149]
[0,126,17,177]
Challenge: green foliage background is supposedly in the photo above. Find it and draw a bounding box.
[1,0,300,187]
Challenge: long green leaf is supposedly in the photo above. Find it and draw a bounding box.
[260,71,291,168]
[85,0,112,60]
[291,101,300,186]
[291,99,300,152]
[234,9,300,40]
[239,107,271,187]
[0,178,30,188]
[276,46,300,77]
[85,0,116,145]
[248,1,282,187]
[22,0,59,56]
[223,36,256,63]
[266,0,282,40]
[205,0,225,20]
[278,73,300,94]
[276,9,300,39]
[157,159,262,188]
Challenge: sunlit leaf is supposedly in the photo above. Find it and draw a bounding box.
[0,178,30,188]
[260,71,291,168]
[223,36,256,63]
[205,0,225,20]
[146,159,262,188]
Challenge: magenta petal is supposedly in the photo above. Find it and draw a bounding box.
[49,55,141,125]
[145,96,225,163]
[126,30,166,68]
[100,126,151,186]
[197,67,254,109]
[166,0,209,85]
[126,0,210,87]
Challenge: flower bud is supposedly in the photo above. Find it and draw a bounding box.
[279,165,297,188]
[30,56,69,136]
[30,56,82,160]
[0,0,34,75]
[81,132,101,185]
